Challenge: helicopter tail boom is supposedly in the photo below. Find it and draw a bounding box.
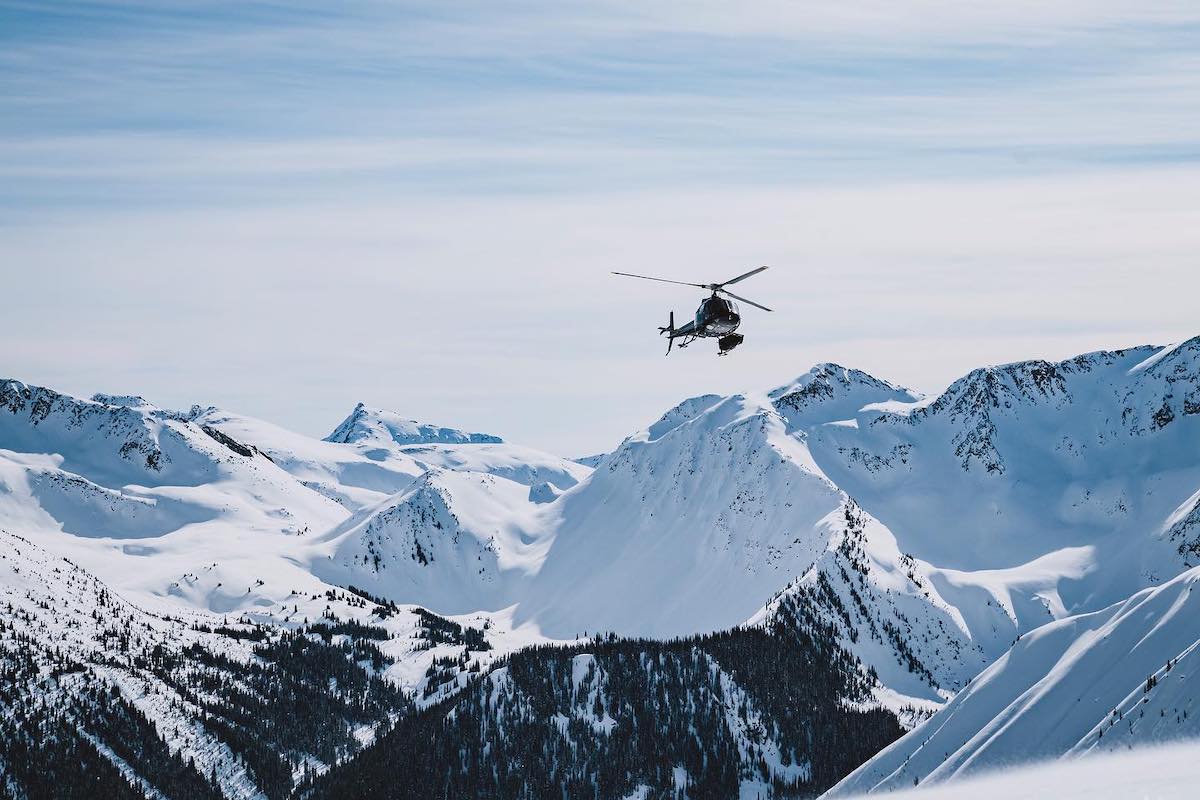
[657,312,699,355]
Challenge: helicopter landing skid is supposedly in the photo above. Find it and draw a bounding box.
[672,335,696,350]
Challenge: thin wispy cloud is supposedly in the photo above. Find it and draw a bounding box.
[1,1,1198,453]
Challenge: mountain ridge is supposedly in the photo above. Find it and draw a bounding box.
[2,335,1198,798]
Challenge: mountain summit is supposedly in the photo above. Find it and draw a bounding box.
[325,402,504,446]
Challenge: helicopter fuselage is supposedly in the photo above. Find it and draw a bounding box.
[660,294,744,354]
[694,294,740,336]
[670,294,740,340]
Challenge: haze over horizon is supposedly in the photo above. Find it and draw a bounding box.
[4,1,1199,454]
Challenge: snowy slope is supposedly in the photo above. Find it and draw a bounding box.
[572,453,607,468]
[314,467,553,615]
[0,381,574,636]
[0,525,543,798]
[517,371,915,640]
[192,404,588,512]
[518,391,843,638]
[807,340,1200,613]
[322,402,589,492]
[0,382,355,616]
[188,405,426,509]
[827,565,1200,795]
[501,368,996,713]
[835,740,1200,800]
[186,403,590,617]
[0,378,565,664]
[770,363,920,432]
[326,402,503,446]
[0,527,391,798]
[748,502,987,705]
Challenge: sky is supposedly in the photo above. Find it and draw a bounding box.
[2,1,1199,456]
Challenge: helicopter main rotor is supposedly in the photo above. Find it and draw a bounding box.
[611,265,773,312]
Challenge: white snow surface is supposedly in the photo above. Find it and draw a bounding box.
[806,341,1200,597]
[827,564,1200,795]
[326,402,503,446]
[831,738,1200,800]
[517,390,848,638]
[190,404,587,513]
[2,336,1200,770]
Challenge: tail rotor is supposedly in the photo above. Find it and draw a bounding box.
[658,311,675,355]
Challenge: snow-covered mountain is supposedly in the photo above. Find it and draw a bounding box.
[0,381,350,617]
[0,381,558,694]
[0,525,402,798]
[0,524,535,798]
[518,390,851,639]
[315,467,552,615]
[518,372,937,648]
[800,340,1200,681]
[2,335,1199,798]
[190,402,586,513]
[809,339,1200,583]
[828,564,1200,795]
[326,402,504,447]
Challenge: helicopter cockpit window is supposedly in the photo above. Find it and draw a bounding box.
[710,297,735,315]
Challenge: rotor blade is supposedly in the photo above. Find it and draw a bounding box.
[611,271,707,288]
[716,265,768,288]
[718,288,773,312]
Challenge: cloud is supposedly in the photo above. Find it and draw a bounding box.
[2,2,1199,452]
[3,4,1199,209]
[3,167,1197,453]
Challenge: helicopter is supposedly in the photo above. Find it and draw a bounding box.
[612,266,772,355]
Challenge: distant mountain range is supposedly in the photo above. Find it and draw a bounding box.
[2,336,1198,798]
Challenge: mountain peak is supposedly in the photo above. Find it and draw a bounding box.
[924,339,1195,425]
[768,363,919,429]
[1128,335,1200,376]
[0,378,179,480]
[91,392,151,408]
[325,403,503,446]
[644,394,725,441]
[770,363,916,402]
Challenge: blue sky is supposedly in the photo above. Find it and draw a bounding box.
[3,1,1200,454]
